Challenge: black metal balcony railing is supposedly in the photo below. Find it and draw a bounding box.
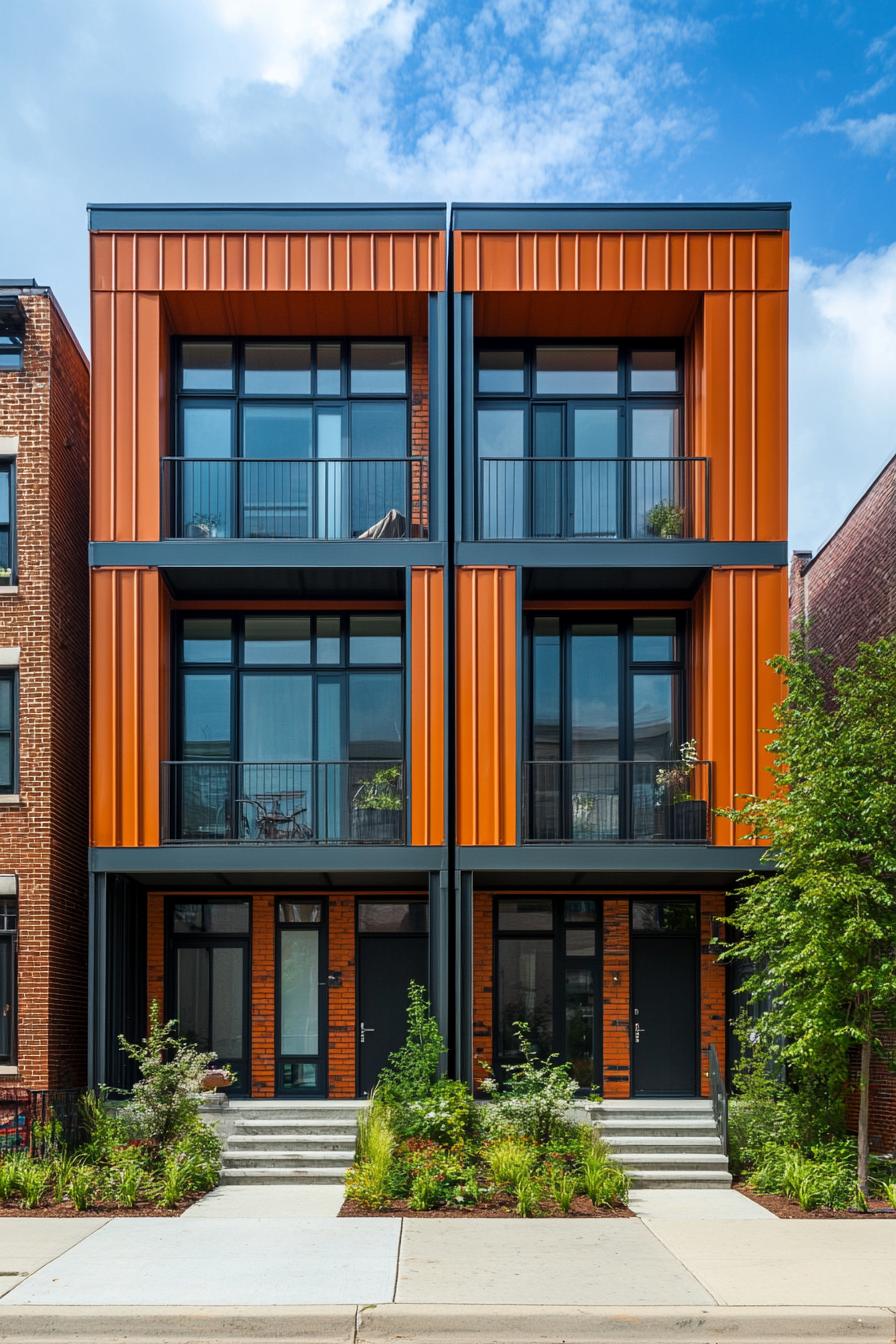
[523,759,713,843]
[478,456,709,541]
[161,457,428,540]
[162,760,405,844]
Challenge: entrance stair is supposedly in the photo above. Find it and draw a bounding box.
[594,1099,732,1189]
[219,1101,364,1185]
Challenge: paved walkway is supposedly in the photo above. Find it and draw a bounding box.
[1,1204,895,1313]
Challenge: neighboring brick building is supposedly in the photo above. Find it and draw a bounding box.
[790,452,896,1153]
[0,281,89,1088]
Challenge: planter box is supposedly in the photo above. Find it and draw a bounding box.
[351,808,402,843]
[671,799,707,841]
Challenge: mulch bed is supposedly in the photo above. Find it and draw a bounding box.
[340,1193,633,1218]
[735,1184,896,1219]
[0,1193,204,1218]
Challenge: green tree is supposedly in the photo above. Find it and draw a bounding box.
[722,631,896,1195]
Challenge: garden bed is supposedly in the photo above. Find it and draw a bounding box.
[0,1193,205,1217]
[736,1185,896,1219]
[341,1193,633,1218]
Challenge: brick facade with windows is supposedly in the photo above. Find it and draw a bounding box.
[0,284,89,1087]
[790,452,896,1152]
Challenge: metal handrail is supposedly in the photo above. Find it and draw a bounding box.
[707,1042,728,1156]
[522,758,713,843]
[477,454,709,541]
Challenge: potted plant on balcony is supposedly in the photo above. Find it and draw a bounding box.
[186,511,221,539]
[0,568,11,586]
[656,739,706,840]
[351,765,402,842]
[646,499,685,538]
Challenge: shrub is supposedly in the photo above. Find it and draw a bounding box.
[17,1160,49,1209]
[52,1154,78,1204]
[549,1167,578,1213]
[377,982,445,1109]
[514,1172,542,1217]
[157,1153,193,1208]
[169,1116,222,1192]
[344,1107,397,1209]
[79,1090,132,1165]
[118,1001,218,1147]
[580,1141,629,1207]
[480,1022,578,1144]
[879,1180,896,1209]
[0,1154,26,1201]
[404,1142,479,1208]
[750,1139,864,1211]
[67,1166,96,1212]
[400,1078,480,1146]
[102,1151,145,1207]
[482,1136,536,1190]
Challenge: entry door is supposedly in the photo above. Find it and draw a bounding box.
[631,900,698,1096]
[357,921,428,1096]
[0,934,14,1063]
[169,898,251,1095]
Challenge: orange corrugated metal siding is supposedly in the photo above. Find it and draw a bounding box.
[90,568,169,847]
[454,230,787,294]
[92,231,445,295]
[456,567,517,846]
[410,568,446,846]
[694,567,788,845]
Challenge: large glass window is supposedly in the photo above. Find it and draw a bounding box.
[174,614,404,842]
[476,343,682,539]
[495,897,599,1088]
[173,340,416,539]
[0,672,17,793]
[0,461,14,578]
[527,615,685,841]
[169,898,249,1093]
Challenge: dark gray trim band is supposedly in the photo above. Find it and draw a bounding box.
[456,845,770,873]
[90,541,448,569]
[455,541,788,568]
[90,845,447,876]
[88,204,447,233]
[451,203,791,232]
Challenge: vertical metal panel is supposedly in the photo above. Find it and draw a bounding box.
[410,568,446,846]
[456,567,517,846]
[90,568,167,847]
[696,567,787,845]
[428,869,450,1073]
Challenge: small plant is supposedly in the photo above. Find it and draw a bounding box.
[408,1169,441,1211]
[67,1166,95,1212]
[52,1153,78,1204]
[581,1146,629,1206]
[353,765,402,812]
[0,1154,26,1201]
[104,1155,144,1208]
[550,1167,578,1213]
[189,512,221,537]
[878,1180,896,1209]
[157,1154,192,1208]
[646,499,685,539]
[18,1161,49,1209]
[377,983,446,1109]
[655,738,699,802]
[483,1136,536,1190]
[514,1172,542,1217]
[30,1110,65,1158]
[480,1022,578,1145]
[344,1106,397,1209]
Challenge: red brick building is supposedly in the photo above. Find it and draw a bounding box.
[0,281,90,1088]
[790,451,896,1153]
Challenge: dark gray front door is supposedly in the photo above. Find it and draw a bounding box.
[631,900,698,1096]
[357,934,427,1096]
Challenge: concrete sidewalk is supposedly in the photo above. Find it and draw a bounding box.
[0,1205,895,1339]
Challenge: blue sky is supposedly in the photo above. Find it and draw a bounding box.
[2,0,895,550]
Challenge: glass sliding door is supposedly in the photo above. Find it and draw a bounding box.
[277,900,325,1094]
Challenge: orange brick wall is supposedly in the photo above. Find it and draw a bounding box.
[602,900,631,1097]
[472,893,493,1087]
[700,892,726,1098]
[327,895,357,1098]
[250,894,276,1097]
[146,893,164,1023]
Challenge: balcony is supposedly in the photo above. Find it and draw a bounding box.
[162,760,405,844]
[522,759,713,843]
[477,456,708,541]
[161,457,428,541]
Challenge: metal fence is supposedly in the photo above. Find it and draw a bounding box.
[162,759,406,844]
[162,456,428,540]
[478,455,709,541]
[523,759,713,843]
[0,1087,84,1156]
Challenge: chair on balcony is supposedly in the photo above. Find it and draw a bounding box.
[237,792,313,841]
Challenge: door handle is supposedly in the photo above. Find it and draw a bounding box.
[360,1021,375,1044]
[634,1022,644,1044]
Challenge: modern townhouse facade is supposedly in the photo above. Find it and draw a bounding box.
[87,202,789,1105]
[0,280,90,1088]
[791,453,896,1151]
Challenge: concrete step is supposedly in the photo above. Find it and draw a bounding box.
[227,1132,356,1150]
[596,1120,719,1136]
[612,1151,729,1169]
[233,1118,358,1135]
[222,1150,352,1169]
[628,1168,732,1188]
[219,1166,349,1185]
[598,1099,714,1110]
[605,1136,723,1154]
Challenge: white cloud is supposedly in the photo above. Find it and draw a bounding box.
[806,107,896,155]
[790,245,896,551]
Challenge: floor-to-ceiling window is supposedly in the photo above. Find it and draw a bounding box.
[171,340,418,539]
[526,614,687,841]
[167,898,250,1093]
[494,897,600,1089]
[173,613,404,842]
[475,343,684,540]
[277,899,326,1095]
